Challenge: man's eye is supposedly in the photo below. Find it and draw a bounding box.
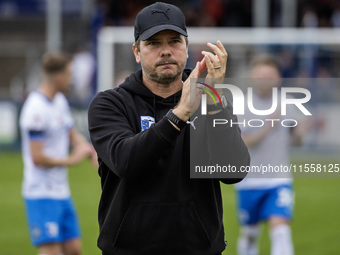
[171,40,180,43]
[148,41,158,45]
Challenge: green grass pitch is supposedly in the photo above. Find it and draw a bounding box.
[0,152,339,254]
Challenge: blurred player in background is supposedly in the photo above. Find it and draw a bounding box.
[20,52,97,255]
[235,54,310,255]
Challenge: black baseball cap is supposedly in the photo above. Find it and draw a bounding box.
[134,2,188,41]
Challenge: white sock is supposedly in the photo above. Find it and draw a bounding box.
[270,224,294,255]
[237,225,260,255]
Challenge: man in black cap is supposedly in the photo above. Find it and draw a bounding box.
[88,2,249,254]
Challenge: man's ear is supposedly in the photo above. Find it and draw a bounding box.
[132,44,141,64]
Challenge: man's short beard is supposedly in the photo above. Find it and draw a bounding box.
[149,71,182,85]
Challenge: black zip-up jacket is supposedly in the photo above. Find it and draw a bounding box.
[88,69,250,255]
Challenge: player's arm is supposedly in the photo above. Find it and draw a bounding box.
[30,139,84,167]
[69,128,98,167]
[69,127,88,147]
[29,129,95,168]
[241,109,281,148]
[290,118,313,146]
[241,124,274,148]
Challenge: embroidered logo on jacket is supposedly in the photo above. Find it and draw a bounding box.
[140,116,155,131]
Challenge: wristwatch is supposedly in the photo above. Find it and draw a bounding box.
[165,109,187,130]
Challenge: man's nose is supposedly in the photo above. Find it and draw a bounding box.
[160,43,171,57]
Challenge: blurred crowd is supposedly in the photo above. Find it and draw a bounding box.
[1,0,339,28]
[93,0,340,28]
[0,0,339,105]
[0,0,339,150]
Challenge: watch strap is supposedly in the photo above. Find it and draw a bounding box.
[165,109,187,130]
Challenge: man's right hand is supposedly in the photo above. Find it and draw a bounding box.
[173,57,207,122]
